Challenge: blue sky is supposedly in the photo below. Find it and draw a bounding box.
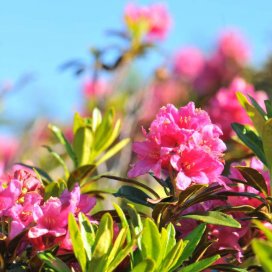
[0,0,272,133]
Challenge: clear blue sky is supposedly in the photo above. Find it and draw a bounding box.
[0,0,272,133]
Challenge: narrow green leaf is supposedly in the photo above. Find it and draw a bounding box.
[95,138,130,166]
[78,213,95,261]
[73,127,93,166]
[38,252,71,272]
[252,239,272,272]
[43,145,69,179]
[173,224,206,268]
[262,118,272,173]
[265,100,272,118]
[231,123,267,165]
[209,264,248,272]
[236,166,268,196]
[179,254,220,272]
[49,124,78,167]
[181,211,241,228]
[114,186,153,207]
[73,112,85,134]
[92,108,102,132]
[161,240,185,272]
[131,259,156,272]
[237,92,265,135]
[141,218,162,267]
[160,223,176,261]
[68,213,87,271]
[114,203,131,243]
[90,213,113,272]
[107,228,129,271]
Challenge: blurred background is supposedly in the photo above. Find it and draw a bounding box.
[1,0,272,133]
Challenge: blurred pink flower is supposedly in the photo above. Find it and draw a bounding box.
[129,102,226,190]
[206,77,267,140]
[217,30,250,65]
[140,79,187,122]
[124,3,171,41]
[83,80,111,99]
[173,47,205,80]
[0,136,19,174]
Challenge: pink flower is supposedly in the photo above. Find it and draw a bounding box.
[0,178,21,216]
[173,47,205,80]
[124,3,171,41]
[28,198,68,239]
[217,30,250,65]
[129,102,226,190]
[206,77,268,140]
[82,80,110,99]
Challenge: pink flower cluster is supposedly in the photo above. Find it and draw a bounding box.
[129,102,226,190]
[206,77,268,140]
[0,167,96,252]
[173,30,249,94]
[178,157,270,263]
[124,3,171,41]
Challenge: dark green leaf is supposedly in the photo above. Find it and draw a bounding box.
[114,186,154,207]
[181,211,241,228]
[231,123,266,165]
[236,166,268,196]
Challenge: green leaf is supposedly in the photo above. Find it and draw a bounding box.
[95,138,130,166]
[49,124,78,167]
[141,218,162,267]
[114,186,153,207]
[68,213,87,271]
[106,228,128,268]
[262,118,272,173]
[173,224,206,269]
[181,211,241,228]
[90,213,113,272]
[73,112,85,134]
[160,223,176,261]
[43,145,69,179]
[38,252,71,272]
[236,166,268,196]
[179,254,220,272]
[252,239,272,272]
[209,264,248,272]
[161,240,185,272]
[107,231,135,272]
[44,180,66,200]
[236,92,265,135]
[114,203,131,243]
[131,259,156,272]
[231,123,267,165]
[265,100,272,118]
[92,108,102,132]
[73,127,94,166]
[67,164,96,190]
[78,213,95,261]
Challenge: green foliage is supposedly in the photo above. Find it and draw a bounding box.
[234,93,272,184]
[252,221,272,272]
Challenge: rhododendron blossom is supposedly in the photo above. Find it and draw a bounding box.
[129,102,226,190]
[124,3,171,41]
[83,80,111,99]
[207,77,268,139]
[173,47,205,80]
